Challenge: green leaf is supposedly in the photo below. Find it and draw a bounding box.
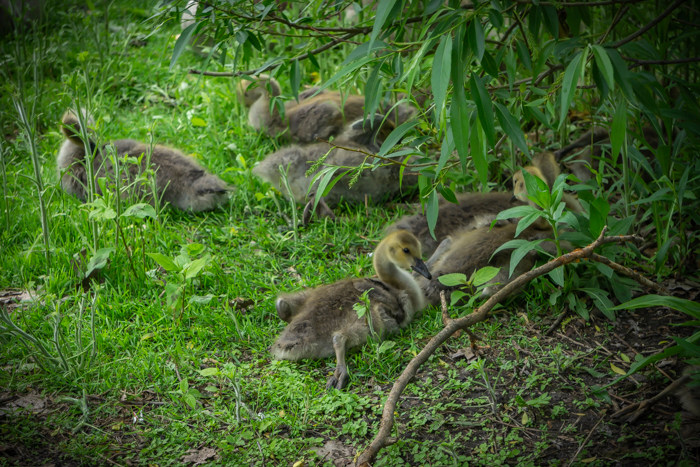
[450,97,470,174]
[471,266,500,287]
[495,103,530,157]
[183,256,209,280]
[84,247,115,279]
[364,61,384,119]
[496,205,541,221]
[610,99,627,163]
[147,252,180,272]
[580,287,616,320]
[591,45,614,90]
[290,59,301,101]
[470,75,495,147]
[548,267,564,287]
[450,290,467,306]
[121,203,157,219]
[199,367,220,377]
[426,190,439,239]
[170,23,197,70]
[467,19,485,61]
[377,340,396,354]
[431,35,452,124]
[438,273,467,287]
[559,50,585,128]
[368,0,399,53]
[191,116,206,127]
[189,294,214,305]
[378,120,419,156]
[611,295,700,319]
[469,117,488,187]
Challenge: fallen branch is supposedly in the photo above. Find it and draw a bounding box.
[611,373,691,422]
[356,227,650,465]
[588,253,670,295]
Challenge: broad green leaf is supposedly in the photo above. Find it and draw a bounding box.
[496,205,542,220]
[84,247,115,278]
[290,59,301,101]
[426,189,439,238]
[470,117,488,187]
[170,23,197,70]
[469,75,495,147]
[199,367,220,377]
[368,0,399,53]
[471,266,500,286]
[541,5,559,38]
[467,19,485,61]
[378,120,419,156]
[183,256,209,280]
[438,273,467,287]
[437,127,455,175]
[495,103,530,157]
[548,267,564,287]
[189,294,214,305]
[611,295,700,319]
[480,49,499,78]
[580,287,615,320]
[147,252,180,272]
[191,116,206,127]
[450,290,467,306]
[121,203,157,219]
[431,35,452,124]
[591,45,614,90]
[450,97,470,173]
[610,99,627,163]
[364,61,384,119]
[559,50,585,128]
[377,340,396,353]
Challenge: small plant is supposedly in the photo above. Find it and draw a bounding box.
[437,266,501,306]
[147,243,213,319]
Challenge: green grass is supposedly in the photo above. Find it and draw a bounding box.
[0,1,698,465]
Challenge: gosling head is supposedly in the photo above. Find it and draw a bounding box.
[378,230,432,280]
[512,166,545,203]
[236,76,281,107]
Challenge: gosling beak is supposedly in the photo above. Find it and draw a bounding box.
[411,258,432,280]
[510,194,518,202]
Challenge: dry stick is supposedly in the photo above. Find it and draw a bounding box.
[356,227,646,466]
[565,411,606,467]
[628,56,700,68]
[611,373,691,422]
[588,253,670,295]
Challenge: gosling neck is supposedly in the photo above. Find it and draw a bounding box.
[373,243,426,311]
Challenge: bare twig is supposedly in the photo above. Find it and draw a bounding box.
[628,56,700,68]
[356,227,650,465]
[608,0,687,49]
[611,373,690,422]
[515,0,645,5]
[588,253,670,295]
[566,411,606,467]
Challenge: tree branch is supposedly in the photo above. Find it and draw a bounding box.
[356,227,651,466]
[627,56,700,68]
[608,0,687,49]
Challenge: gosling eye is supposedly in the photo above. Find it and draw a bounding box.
[402,247,410,254]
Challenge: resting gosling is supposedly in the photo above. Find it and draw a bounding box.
[237,76,367,143]
[418,222,558,305]
[253,115,417,222]
[386,192,525,257]
[58,110,230,211]
[270,230,432,389]
[512,151,583,227]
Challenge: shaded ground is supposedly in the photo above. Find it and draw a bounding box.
[2,282,699,466]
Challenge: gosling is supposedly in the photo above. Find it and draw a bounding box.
[253,115,417,222]
[57,110,230,212]
[512,151,583,227]
[386,192,525,257]
[418,222,558,305]
[237,76,366,143]
[270,230,432,389]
